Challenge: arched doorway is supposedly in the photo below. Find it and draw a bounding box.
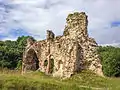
[25,49,39,71]
[43,56,54,74]
[49,58,54,73]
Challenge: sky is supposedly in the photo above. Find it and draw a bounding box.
[0,0,120,44]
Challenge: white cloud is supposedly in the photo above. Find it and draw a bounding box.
[1,36,16,41]
[0,0,120,44]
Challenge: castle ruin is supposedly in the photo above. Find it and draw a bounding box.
[22,12,103,78]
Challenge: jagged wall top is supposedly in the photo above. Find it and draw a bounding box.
[66,12,87,24]
[22,12,103,77]
[63,12,88,38]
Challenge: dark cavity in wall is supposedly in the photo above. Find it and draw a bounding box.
[50,59,54,73]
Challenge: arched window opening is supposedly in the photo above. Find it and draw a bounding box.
[58,60,63,70]
[44,60,48,66]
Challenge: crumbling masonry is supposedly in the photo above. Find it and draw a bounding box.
[22,12,103,78]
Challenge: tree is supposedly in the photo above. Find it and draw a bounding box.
[98,46,120,77]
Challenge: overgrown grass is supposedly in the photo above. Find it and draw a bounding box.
[0,69,120,90]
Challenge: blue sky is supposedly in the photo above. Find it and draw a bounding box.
[111,21,120,27]
[0,0,120,44]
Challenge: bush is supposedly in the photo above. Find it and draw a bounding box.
[98,46,120,77]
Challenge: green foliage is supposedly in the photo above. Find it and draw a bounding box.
[0,36,35,69]
[98,46,120,77]
[16,60,22,70]
[17,36,35,47]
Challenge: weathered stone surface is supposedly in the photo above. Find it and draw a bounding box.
[22,12,103,78]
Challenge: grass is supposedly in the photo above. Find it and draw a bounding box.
[0,69,120,90]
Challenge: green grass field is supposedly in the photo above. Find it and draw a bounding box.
[0,69,120,90]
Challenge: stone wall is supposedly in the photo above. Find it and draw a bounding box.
[22,12,103,78]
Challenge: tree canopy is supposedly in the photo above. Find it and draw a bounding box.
[98,46,120,77]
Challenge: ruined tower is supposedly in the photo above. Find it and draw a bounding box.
[22,12,103,78]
